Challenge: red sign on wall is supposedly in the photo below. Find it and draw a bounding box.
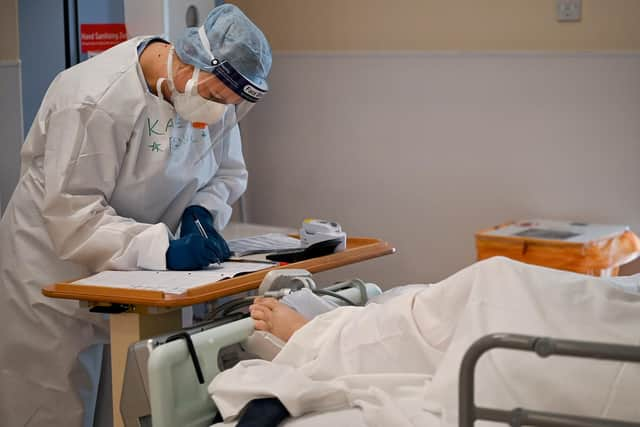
[80,23,127,53]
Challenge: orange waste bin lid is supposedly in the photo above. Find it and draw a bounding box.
[475,219,640,276]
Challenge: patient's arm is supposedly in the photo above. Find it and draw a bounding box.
[250,297,308,342]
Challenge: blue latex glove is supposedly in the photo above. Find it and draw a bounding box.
[180,205,231,260]
[166,234,224,270]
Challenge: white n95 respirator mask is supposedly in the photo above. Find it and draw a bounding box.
[166,47,227,125]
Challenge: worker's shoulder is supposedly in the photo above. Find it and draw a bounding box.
[47,38,148,120]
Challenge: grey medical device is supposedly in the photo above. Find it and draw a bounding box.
[120,314,244,427]
[120,278,382,427]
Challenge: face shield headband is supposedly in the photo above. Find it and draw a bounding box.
[196,26,268,103]
[161,58,253,163]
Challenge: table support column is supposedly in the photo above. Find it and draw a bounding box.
[110,309,182,427]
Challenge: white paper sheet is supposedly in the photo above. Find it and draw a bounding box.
[73,261,275,294]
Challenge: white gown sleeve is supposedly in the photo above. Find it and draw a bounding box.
[190,124,248,230]
[42,106,170,271]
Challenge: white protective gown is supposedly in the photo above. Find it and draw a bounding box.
[210,257,640,427]
[0,36,247,426]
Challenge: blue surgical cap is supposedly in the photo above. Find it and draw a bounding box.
[175,4,272,102]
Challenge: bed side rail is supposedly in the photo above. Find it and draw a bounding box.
[459,333,640,427]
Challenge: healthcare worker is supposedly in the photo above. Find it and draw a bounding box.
[0,4,271,426]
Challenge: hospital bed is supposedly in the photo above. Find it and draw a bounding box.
[460,334,640,427]
[120,277,382,427]
[122,277,640,427]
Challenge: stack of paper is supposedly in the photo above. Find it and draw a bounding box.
[227,233,302,256]
[73,261,274,295]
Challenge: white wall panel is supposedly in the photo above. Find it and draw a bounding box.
[240,52,640,288]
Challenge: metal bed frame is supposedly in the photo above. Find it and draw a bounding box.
[459,333,640,427]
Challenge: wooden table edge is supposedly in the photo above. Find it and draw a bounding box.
[42,236,395,308]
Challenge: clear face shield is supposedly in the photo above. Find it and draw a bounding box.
[167,49,257,138]
[166,26,268,157]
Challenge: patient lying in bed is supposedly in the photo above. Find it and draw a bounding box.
[210,257,640,427]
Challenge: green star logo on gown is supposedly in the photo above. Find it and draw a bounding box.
[148,142,163,152]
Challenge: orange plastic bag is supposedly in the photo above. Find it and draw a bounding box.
[475,220,640,277]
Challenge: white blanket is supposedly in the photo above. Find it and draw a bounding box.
[210,257,640,426]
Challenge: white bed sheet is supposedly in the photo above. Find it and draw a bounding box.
[279,408,366,426]
[210,257,640,427]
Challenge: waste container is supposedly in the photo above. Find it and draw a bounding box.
[475,219,640,277]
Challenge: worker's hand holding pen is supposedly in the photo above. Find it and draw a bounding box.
[166,205,232,270]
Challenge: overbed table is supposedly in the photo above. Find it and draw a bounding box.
[42,223,395,427]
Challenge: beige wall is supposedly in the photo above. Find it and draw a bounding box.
[233,0,640,51]
[0,0,19,60]
[240,52,640,287]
